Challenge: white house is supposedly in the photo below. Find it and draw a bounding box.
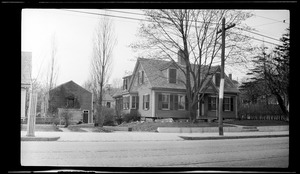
[21,51,32,121]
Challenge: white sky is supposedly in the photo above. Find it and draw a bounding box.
[21,9,289,86]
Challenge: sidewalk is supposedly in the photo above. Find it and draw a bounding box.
[20,130,289,142]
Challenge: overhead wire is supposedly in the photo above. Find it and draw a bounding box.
[60,9,284,47]
[254,13,290,25]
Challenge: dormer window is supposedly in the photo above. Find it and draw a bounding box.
[215,72,221,87]
[168,68,177,83]
[123,78,128,90]
[138,71,144,85]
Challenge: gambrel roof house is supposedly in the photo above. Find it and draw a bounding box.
[114,53,240,120]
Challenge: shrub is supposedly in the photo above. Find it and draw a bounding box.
[102,107,116,126]
[60,110,72,127]
[122,110,141,123]
[95,104,116,126]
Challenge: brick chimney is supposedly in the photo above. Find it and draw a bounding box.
[229,73,232,80]
[177,50,185,65]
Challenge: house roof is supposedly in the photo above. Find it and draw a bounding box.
[128,58,239,94]
[49,80,92,95]
[103,93,114,101]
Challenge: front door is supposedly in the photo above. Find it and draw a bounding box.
[83,110,89,123]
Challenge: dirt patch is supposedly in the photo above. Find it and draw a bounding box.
[117,121,232,132]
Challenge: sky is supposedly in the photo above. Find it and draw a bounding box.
[21,9,289,87]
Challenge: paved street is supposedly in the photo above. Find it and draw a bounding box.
[21,132,288,167]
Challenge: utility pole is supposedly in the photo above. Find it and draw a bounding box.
[217,17,235,136]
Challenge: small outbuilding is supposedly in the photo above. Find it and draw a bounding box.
[46,80,93,124]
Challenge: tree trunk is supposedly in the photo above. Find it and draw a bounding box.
[275,93,288,116]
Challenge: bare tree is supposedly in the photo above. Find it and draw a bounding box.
[132,9,253,122]
[90,16,117,126]
[46,33,59,92]
[42,33,60,116]
[112,78,122,89]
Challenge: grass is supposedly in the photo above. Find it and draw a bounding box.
[21,124,62,132]
[67,124,114,132]
[223,119,289,127]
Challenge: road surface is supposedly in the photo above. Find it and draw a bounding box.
[21,135,288,167]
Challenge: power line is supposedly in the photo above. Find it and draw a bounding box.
[235,27,281,42]
[251,21,286,28]
[61,9,148,22]
[230,32,281,46]
[103,9,220,25]
[61,9,283,46]
[254,14,290,25]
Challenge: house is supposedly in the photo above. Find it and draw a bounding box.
[21,51,32,121]
[46,80,93,124]
[114,53,240,121]
[102,93,115,108]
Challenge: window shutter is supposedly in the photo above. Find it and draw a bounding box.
[147,94,150,109]
[215,73,220,87]
[141,71,144,84]
[174,95,178,110]
[208,97,211,111]
[231,97,234,111]
[136,96,139,109]
[185,95,188,110]
[143,95,145,109]
[158,93,162,110]
[170,94,174,110]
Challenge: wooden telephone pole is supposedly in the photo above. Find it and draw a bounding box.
[217,17,235,136]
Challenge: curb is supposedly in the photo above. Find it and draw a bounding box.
[179,134,289,140]
[157,125,289,133]
[21,136,60,141]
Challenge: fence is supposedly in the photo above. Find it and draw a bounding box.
[238,104,289,121]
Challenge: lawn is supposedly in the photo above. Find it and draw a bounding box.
[223,119,289,127]
[21,124,62,132]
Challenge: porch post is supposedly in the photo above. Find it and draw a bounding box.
[215,96,218,118]
[151,90,156,117]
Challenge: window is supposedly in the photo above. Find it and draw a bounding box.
[168,68,177,83]
[158,93,186,110]
[208,96,217,111]
[143,94,150,110]
[131,96,139,109]
[123,79,128,90]
[223,97,234,111]
[138,71,144,85]
[123,96,130,110]
[158,93,170,110]
[106,102,111,108]
[66,97,75,108]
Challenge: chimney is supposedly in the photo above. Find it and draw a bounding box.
[229,73,232,80]
[177,50,185,65]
